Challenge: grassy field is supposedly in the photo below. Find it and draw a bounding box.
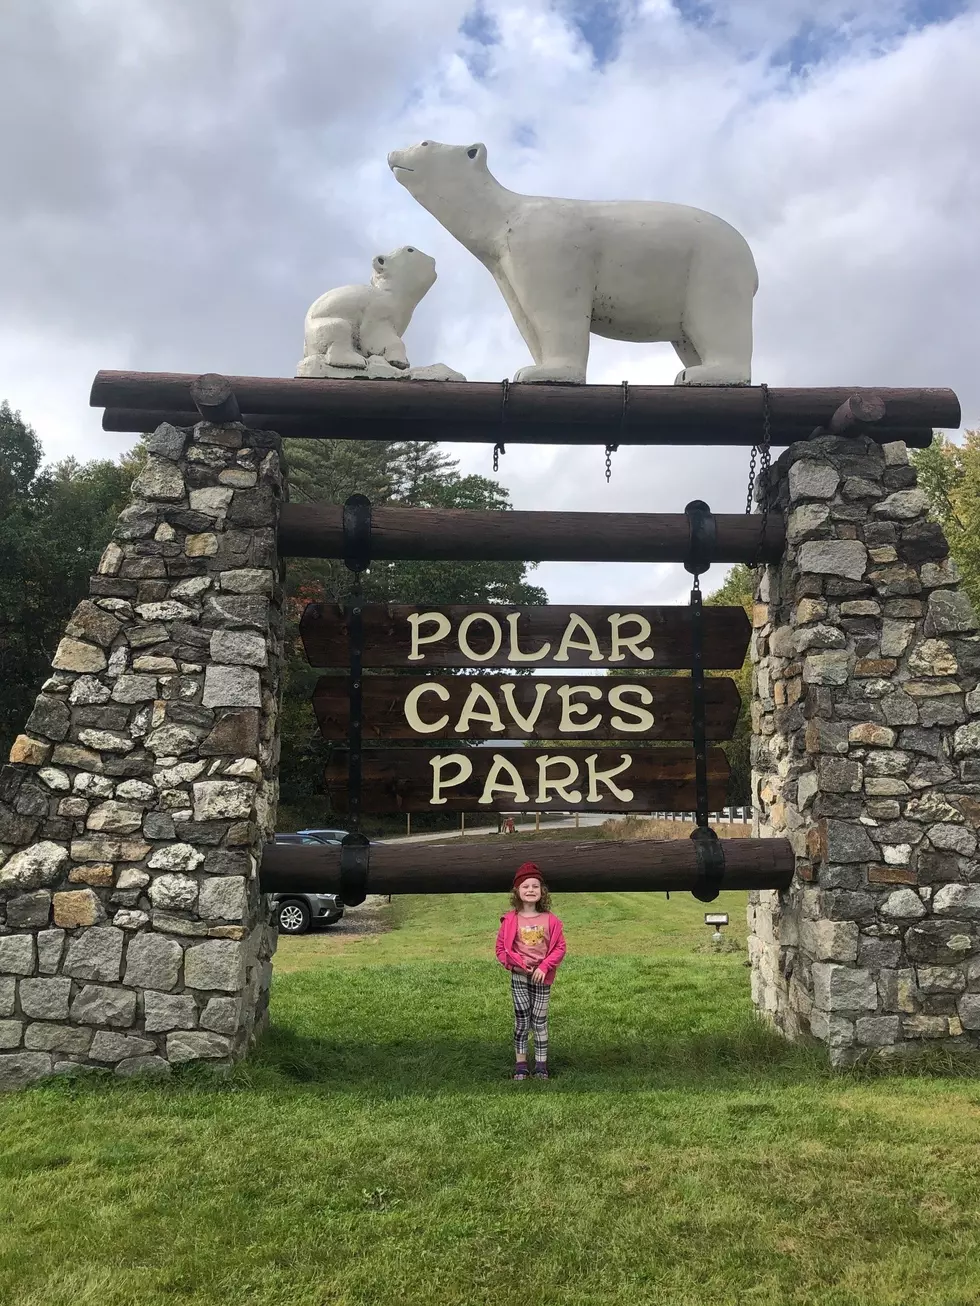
[3,888,980,1305]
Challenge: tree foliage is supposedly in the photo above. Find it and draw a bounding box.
[705,563,754,805]
[279,437,547,820]
[911,430,980,611]
[0,401,138,757]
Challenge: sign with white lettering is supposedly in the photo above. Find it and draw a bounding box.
[301,603,750,669]
[313,675,741,741]
[325,747,730,813]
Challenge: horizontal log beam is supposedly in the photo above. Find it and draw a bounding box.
[280,504,787,564]
[100,406,937,448]
[91,372,958,445]
[258,835,795,895]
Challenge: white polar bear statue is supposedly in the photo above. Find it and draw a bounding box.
[299,245,437,374]
[388,141,758,385]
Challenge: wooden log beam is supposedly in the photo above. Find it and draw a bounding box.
[90,372,958,445]
[258,835,795,895]
[827,392,887,436]
[279,503,787,564]
[189,373,241,423]
[807,392,890,440]
[100,406,937,449]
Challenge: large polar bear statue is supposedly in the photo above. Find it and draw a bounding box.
[299,245,436,374]
[388,141,757,385]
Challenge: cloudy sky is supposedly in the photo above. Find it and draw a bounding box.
[2,0,978,605]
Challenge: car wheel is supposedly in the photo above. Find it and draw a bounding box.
[277,898,311,935]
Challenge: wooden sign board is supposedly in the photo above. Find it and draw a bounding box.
[301,603,750,670]
[313,675,741,742]
[324,747,729,813]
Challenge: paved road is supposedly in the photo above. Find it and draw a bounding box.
[381,809,749,846]
[384,813,624,846]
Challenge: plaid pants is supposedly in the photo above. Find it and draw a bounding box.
[511,970,551,1063]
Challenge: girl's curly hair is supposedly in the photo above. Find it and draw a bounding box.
[510,880,551,912]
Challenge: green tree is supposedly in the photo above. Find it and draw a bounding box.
[0,402,138,757]
[911,430,980,610]
[278,438,546,822]
[705,563,754,805]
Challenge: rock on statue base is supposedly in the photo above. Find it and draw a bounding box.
[295,356,466,382]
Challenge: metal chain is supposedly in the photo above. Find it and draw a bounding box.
[744,443,757,515]
[745,382,773,564]
[493,378,508,473]
[756,382,772,564]
[604,380,629,484]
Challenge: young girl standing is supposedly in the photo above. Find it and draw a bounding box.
[494,861,566,1080]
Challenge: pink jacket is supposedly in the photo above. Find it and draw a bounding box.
[495,910,567,985]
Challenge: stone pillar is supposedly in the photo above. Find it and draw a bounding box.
[748,433,980,1064]
[0,421,284,1089]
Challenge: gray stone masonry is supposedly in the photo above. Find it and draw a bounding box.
[0,421,283,1089]
[749,433,980,1064]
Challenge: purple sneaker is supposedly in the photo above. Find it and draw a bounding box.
[532,1065,549,1080]
[512,1064,530,1081]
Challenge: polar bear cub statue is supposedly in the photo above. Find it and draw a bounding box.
[388,142,757,385]
[300,245,437,373]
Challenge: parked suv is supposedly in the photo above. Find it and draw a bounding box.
[296,828,349,843]
[270,833,345,935]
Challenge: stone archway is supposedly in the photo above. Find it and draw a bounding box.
[4,416,980,1089]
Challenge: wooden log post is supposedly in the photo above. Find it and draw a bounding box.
[259,836,795,895]
[189,373,241,424]
[810,392,888,439]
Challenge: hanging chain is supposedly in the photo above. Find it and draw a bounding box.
[745,382,773,564]
[493,378,508,473]
[604,380,628,483]
[756,382,772,564]
[744,443,757,515]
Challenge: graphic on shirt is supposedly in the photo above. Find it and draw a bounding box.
[518,923,547,948]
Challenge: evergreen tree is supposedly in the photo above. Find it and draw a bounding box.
[278,438,546,817]
[705,563,754,805]
[911,431,980,611]
[0,402,137,757]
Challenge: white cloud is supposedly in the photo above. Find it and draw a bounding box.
[1,0,978,603]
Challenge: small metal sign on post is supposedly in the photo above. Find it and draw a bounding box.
[704,911,730,944]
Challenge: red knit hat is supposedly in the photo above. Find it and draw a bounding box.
[513,862,542,889]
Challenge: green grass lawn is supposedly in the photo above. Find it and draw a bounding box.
[3,892,980,1305]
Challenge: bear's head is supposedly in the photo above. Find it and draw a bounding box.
[388,141,489,205]
[370,245,437,301]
